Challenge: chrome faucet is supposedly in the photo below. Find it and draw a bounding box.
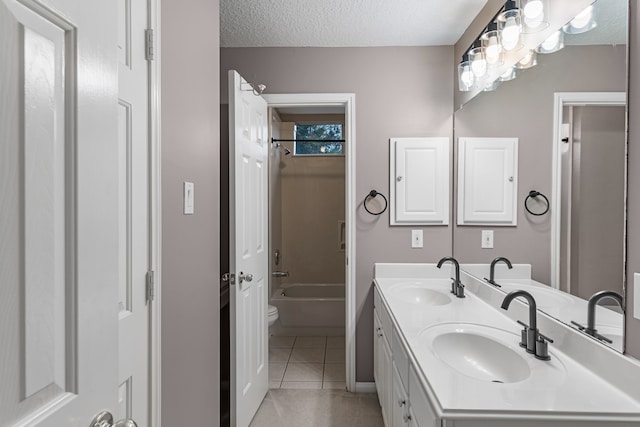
[484,256,513,287]
[437,257,464,298]
[501,290,553,360]
[571,290,623,344]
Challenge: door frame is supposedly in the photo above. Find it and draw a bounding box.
[262,93,356,391]
[550,91,626,290]
[148,0,162,425]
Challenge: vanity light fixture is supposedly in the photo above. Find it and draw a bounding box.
[481,22,503,66]
[521,0,549,33]
[499,67,517,82]
[458,54,475,92]
[563,5,597,35]
[484,79,501,91]
[536,30,564,54]
[514,50,538,69]
[498,0,522,51]
[469,40,488,78]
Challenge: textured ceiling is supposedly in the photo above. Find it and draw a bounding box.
[220,0,488,47]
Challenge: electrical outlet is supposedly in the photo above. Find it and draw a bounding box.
[635,273,640,320]
[184,182,194,214]
[481,230,494,249]
[411,230,423,248]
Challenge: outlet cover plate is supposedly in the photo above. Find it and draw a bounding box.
[411,230,423,248]
[481,230,494,249]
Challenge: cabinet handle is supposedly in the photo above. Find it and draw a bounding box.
[398,398,406,407]
[378,333,383,337]
[403,413,412,422]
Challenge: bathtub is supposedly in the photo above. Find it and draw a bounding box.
[270,283,345,336]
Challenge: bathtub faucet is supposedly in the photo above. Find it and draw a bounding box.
[272,271,289,278]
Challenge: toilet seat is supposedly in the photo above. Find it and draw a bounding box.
[268,304,278,316]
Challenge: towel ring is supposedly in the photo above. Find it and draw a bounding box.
[525,190,549,216]
[364,190,388,216]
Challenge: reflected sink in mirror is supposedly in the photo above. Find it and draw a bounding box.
[420,323,531,383]
[388,281,452,306]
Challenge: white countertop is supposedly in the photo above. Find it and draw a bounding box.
[374,263,640,421]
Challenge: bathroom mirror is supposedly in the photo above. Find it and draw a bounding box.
[453,0,628,352]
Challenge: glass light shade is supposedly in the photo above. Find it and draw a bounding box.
[536,30,564,54]
[563,5,597,34]
[499,67,517,82]
[498,9,523,51]
[521,0,549,33]
[469,45,487,78]
[514,50,538,69]
[458,56,475,91]
[484,79,501,92]
[481,27,503,66]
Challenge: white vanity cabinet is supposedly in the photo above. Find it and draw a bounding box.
[374,286,440,427]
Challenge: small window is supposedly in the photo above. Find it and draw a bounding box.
[294,124,344,156]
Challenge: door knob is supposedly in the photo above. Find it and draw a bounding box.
[238,271,253,283]
[90,411,138,427]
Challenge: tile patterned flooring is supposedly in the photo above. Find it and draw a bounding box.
[269,336,346,390]
[249,389,384,427]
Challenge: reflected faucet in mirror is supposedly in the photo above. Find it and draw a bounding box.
[484,256,513,287]
[437,256,465,298]
[571,290,624,344]
[501,290,553,361]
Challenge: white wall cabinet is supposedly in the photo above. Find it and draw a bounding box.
[457,137,518,226]
[390,137,449,225]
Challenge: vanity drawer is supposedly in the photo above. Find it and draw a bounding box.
[392,325,409,389]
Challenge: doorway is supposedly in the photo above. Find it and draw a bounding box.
[551,92,627,294]
[264,93,356,393]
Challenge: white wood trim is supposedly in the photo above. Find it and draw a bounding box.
[148,0,161,425]
[550,92,626,289]
[354,382,377,393]
[263,93,357,392]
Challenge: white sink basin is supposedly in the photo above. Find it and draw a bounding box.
[389,282,451,306]
[500,282,573,310]
[419,323,531,383]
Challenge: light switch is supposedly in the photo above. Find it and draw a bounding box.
[481,230,494,249]
[635,273,640,320]
[183,182,194,215]
[411,230,423,248]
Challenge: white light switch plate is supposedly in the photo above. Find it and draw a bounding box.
[411,230,423,248]
[481,230,494,249]
[184,182,194,215]
[635,273,640,320]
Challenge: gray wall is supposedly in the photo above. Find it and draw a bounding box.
[453,45,626,285]
[221,47,454,381]
[161,0,220,424]
[626,1,640,359]
[570,106,625,300]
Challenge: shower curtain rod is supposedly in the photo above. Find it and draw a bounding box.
[271,138,345,143]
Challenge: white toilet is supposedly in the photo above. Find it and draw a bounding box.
[267,304,279,328]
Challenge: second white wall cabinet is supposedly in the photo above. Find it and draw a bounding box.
[390,137,450,226]
[457,137,518,226]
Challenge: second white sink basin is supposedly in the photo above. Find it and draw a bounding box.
[389,281,452,306]
[420,323,530,383]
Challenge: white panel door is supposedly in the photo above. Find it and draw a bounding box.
[117,0,151,424]
[390,137,449,225]
[0,0,122,426]
[228,70,269,427]
[457,137,518,225]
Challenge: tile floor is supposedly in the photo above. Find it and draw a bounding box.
[249,389,384,427]
[269,336,346,390]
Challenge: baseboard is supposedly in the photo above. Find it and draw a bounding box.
[354,382,377,393]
